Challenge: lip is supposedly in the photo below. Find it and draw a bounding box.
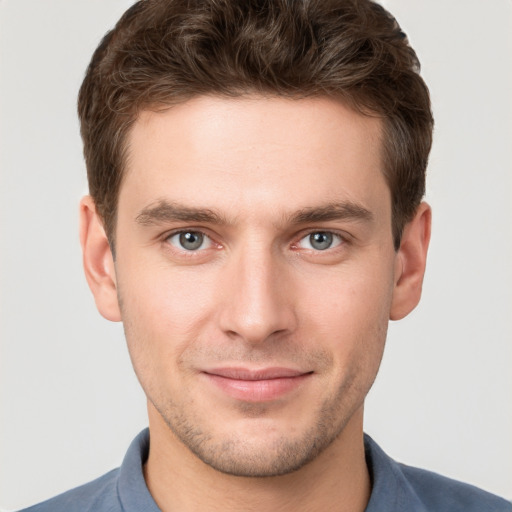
[202,367,312,402]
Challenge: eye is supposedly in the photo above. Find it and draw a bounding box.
[167,231,212,251]
[297,231,343,251]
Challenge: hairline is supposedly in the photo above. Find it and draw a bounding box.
[102,91,409,256]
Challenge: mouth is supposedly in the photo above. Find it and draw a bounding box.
[202,367,313,402]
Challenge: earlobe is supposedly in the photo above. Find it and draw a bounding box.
[390,202,431,321]
[79,196,122,322]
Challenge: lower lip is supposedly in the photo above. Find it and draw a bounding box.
[203,373,311,402]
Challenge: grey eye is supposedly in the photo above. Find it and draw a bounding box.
[309,232,333,250]
[297,231,342,251]
[180,232,203,250]
[168,231,211,251]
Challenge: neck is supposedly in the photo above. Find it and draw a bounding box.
[144,404,371,512]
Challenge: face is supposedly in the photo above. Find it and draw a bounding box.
[89,96,418,477]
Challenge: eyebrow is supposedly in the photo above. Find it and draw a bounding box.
[135,199,373,227]
[135,200,229,226]
[289,202,373,225]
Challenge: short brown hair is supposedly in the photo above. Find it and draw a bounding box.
[78,0,433,250]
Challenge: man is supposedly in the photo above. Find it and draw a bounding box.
[20,0,511,511]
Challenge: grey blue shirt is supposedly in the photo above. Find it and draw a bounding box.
[20,429,511,511]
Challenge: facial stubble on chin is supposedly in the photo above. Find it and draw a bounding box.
[119,289,385,478]
[147,360,370,478]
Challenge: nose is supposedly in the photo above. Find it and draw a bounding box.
[218,244,297,345]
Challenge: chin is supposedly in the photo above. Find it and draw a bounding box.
[157,401,356,478]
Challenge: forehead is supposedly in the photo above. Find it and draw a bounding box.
[121,95,387,222]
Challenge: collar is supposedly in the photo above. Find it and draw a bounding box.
[116,429,426,512]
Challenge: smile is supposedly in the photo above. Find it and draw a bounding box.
[202,367,313,402]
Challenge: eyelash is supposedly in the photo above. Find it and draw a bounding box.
[293,230,347,252]
[162,228,349,255]
[164,229,220,253]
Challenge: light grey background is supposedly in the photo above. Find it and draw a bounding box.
[1,1,511,509]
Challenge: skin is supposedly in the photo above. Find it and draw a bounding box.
[80,95,431,512]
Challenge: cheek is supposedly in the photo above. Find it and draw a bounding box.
[298,259,394,326]
[120,256,217,329]
[115,259,220,385]
[297,261,393,371]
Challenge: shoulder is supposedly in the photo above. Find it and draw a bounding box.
[18,429,156,512]
[364,434,511,512]
[18,468,121,512]
[398,463,512,512]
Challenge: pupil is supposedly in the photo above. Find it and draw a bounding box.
[180,232,203,250]
[311,232,332,250]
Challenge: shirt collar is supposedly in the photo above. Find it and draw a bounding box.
[364,433,427,512]
[117,428,160,511]
[116,429,425,511]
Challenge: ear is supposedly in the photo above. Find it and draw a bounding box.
[79,196,122,322]
[390,202,431,321]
